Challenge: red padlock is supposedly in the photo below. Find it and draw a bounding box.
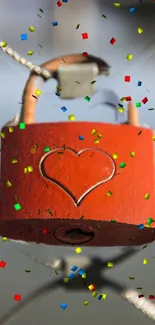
[0,53,155,247]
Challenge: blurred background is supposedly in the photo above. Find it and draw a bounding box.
[0,0,155,325]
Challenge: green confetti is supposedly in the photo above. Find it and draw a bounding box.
[76,24,80,29]
[120,162,126,168]
[14,203,21,211]
[85,96,91,102]
[80,215,84,219]
[138,130,142,136]
[129,276,135,280]
[111,219,116,223]
[136,102,141,108]
[55,270,59,275]
[147,218,154,224]
[39,8,44,13]
[142,245,147,249]
[44,147,51,152]
[19,122,26,130]
[144,193,150,200]
[136,287,142,290]
[46,209,53,216]
[102,14,107,18]
[91,80,96,84]
[28,51,34,55]
[97,133,102,138]
[25,270,31,273]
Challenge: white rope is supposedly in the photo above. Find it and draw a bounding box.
[122,289,155,321]
[0,42,51,79]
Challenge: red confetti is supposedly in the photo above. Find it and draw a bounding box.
[125,96,132,101]
[82,33,88,39]
[14,294,21,301]
[43,228,48,234]
[83,52,88,56]
[138,294,144,298]
[142,97,148,104]
[149,295,155,300]
[110,38,116,45]
[0,261,6,268]
[125,76,131,82]
[57,1,62,6]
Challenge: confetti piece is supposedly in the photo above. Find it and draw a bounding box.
[78,269,85,276]
[82,33,88,39]
[61,106,67,112]
[126,96,131,101]
[62,0,68,2]
[85,96,91,102]
[97,133,102,138]
[107,262,114,267]
[27,166,33,172]
[130,151,135,157]
[126,54,133,60]
[114,2,120,7]
[52,21,58,26]
[120,162,126,168]
[44,147,51,152]
[137,28,143,34]
[129,276,135,280]
[152,136,155,141]
[83,301,89,306]
[125,76,131,82]
[137,287,142,290]
[91,80,96,84]
[147,218,154,224]
[149,295,155,300]
[94,138,100,144]
[39,8,44,13]
[113,153,118,159]
[6,180,12,187]
[79,136,84,140]
[83,52,88,56]
[14,294,21,301]
[91,129,97,135]
[142,97,148,104]
[12,159,18,164]
[143,258,148,265]
[14,203,21,211]
[8,127,14,132]
[98,295,103,300]
[1,41,7,47]
[63,277,69,283]
[148,108,155,111]
[138,294,144,298]
[144,193,150,200]
[25,269,31,273]
[1,237,7,242]
[82,273,87,279]
[36,90,41,96]
[88,284,96,291]
[76,24,80,29]
[29,26,35,32]
[120,97,126,102]
[28,51,34,55]
[138,224,145,229]
[0,261,6,268]
[118,107,124,113]
[111,219,116,223]
[101,294,107,300]
[110,37,116,45]
[60,303,67,309]
[136,102,141,108]
[138,130,142,136]
[102,14,107,18]
[137,81,142,86]
[107,191,113,197]
[75,247,82,254]
[130,7,136,12]
[0,132,5,138]
[71,265,78,272]
[92,291,97,297]
[19,122,26,129]
[21,34,27,41]
[68,115,75,121]
[68,272,75,279]
[46,209,53,216]
[32,95,38,100]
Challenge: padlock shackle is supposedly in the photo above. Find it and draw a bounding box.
[20,54,110,124]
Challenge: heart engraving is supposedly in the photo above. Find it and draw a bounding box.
[39,147,116,206]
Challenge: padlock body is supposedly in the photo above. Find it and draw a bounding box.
[0,122,155,246]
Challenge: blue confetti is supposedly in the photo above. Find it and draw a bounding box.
[129,7,136,13]
[98,295,102,300]
[71,265,78,271]
[137,81,142,86]
[118,103,123,108]
[60,303,68,309]
[21,34,27,41]
[68,272,75,279]
[61,106,67,112]
[79,135,84,140]
[55,92,60,97]
[78,269,85,276]
[62,0,68,2]
[52,21,58,26]
[138,224,144,230]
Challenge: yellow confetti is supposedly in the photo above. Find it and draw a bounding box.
[75,247,82,254]
[27,166,33,172]
[30,147,37,154]
[130,151,135,157]
[0,132,5,138]
[68,115,75,121]
[120,97,126,103]
[152,135,155,141]
[92,291,97,297]
[126,54,133,61]
[1,237,7,241]
[114,2,120,7]
[118,107,124,113]
[36,89,41,96]
[12,159,18,164]
[8,127,14,132]
[24,168,28,174]
[29,26,35,32]
[83,301,89,306]
[143,258,148,265]
[1,41,7,47]
[137,28,143,34]
[6,180,12,187]
[94,138,100,144]
[144,193,150,200]
[112,153,118,159]
[107,191,113,197]
[28,51,34,55]
[144,224,151,228]
[57,85,62,92]
[101,294,107,300]
[63,277,69,283]
[91,128,97,135]
[97,133,102,138]
[107,262,114,267]
[82,273,87,279]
